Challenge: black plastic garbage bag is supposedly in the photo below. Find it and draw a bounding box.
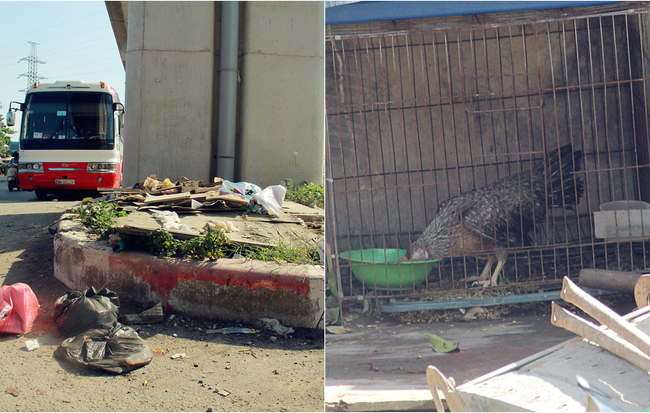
[54,322,153,374]
[52,287,120,337]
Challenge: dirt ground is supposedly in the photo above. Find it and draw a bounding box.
[0,178,324,412]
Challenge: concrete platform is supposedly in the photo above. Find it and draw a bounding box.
[53,214,325,329]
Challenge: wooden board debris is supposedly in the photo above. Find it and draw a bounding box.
[427,306,650,412]
[142,192,192,204]
[114,208,321,249]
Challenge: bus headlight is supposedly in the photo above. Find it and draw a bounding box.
[86,163,117,173]
[19,163,43,172]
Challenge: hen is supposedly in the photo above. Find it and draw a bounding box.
[403,144,584,287]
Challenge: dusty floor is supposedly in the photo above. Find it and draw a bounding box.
[326,291,637,401]
[0,180,324,412]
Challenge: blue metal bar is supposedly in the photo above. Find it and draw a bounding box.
[377,288,617,312]
[326,1,619,25]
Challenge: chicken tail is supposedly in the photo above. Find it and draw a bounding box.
[543,143,584,208]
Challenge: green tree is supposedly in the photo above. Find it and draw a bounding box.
[0,113,16,158]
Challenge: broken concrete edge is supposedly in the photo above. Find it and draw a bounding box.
[53,214,325,330]
[325,386,436,412]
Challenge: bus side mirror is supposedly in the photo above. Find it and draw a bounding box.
[6,111,15,127]
[113,103,125,128]
[7,101,22,127]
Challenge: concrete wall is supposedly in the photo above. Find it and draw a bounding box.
[239,2,325,188]
[123,1,218,186]
[115,1,324,189]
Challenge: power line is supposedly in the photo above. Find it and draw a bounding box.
[0,10,105,42]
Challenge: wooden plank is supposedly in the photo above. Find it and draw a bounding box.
[112,210,315,249]
[448,307,650,411]
[143,192,192,203]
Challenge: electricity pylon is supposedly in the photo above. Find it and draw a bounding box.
[18,41,46,92]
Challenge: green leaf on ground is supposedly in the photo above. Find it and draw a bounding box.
[425,333,459,353]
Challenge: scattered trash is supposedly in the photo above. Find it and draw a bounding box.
[52,287,120,338]
[462,307,486,321]
[140,175,160,191]
[170,353,187,360]
[108,233,122,246]
[5,387,19,397]
[119,302,164,325]
[203,220,240,233]
[220,180,261,198]
[112,240,127,254]
[425,333,460,353]
[325,326,351,334]
[54,323,153,374]
[151,347,166,356]
[259,318,294,335]
[216,389,231,397]
[24,339,40,351]
[219,180,286,215]
[160,178,174,189]
[205,327,255,334]
[268,336,278,343]
[250,185,286,215]
[152,210,196,232]
[0,283,40,335]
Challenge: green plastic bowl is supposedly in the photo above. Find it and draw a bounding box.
[339,249,439,291]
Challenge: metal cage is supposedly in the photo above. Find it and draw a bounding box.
[326,3,650,309]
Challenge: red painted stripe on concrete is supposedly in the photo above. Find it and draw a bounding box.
[108,250,312,302]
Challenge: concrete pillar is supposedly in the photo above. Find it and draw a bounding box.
[123,1,218,186]
[238,2,324,188]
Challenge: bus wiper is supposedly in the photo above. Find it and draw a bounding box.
[40,123,65,149]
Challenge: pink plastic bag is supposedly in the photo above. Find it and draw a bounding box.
[0,283,40,334]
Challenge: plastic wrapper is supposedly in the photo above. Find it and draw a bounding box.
[54,323,153,374]
[220,180,261,198]
[0,283,40,334]
[152,210,196,232]
[160,178,174,189]
[52,287,120,338]
[259,318,294,335]
[251,185,286,215]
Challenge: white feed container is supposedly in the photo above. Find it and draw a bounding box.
[594,201,650,240]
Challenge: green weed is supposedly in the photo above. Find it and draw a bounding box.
[226,238,320,265]
[283,178,324,209]
[72,200,127,235]
[145,228,229,259]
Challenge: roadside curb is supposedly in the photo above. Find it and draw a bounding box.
[53,214,325,329]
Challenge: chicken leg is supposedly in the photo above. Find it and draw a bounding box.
[475,250,509,288]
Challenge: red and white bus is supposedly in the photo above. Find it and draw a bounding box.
[6,80,125,199]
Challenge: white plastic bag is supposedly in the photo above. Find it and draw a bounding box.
[152,211,195,232]
[251,185,286,215]
[259,318,294,335]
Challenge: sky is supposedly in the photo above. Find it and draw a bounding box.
[0,1,125,141]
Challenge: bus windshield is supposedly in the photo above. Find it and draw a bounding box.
[20,92,114,150]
